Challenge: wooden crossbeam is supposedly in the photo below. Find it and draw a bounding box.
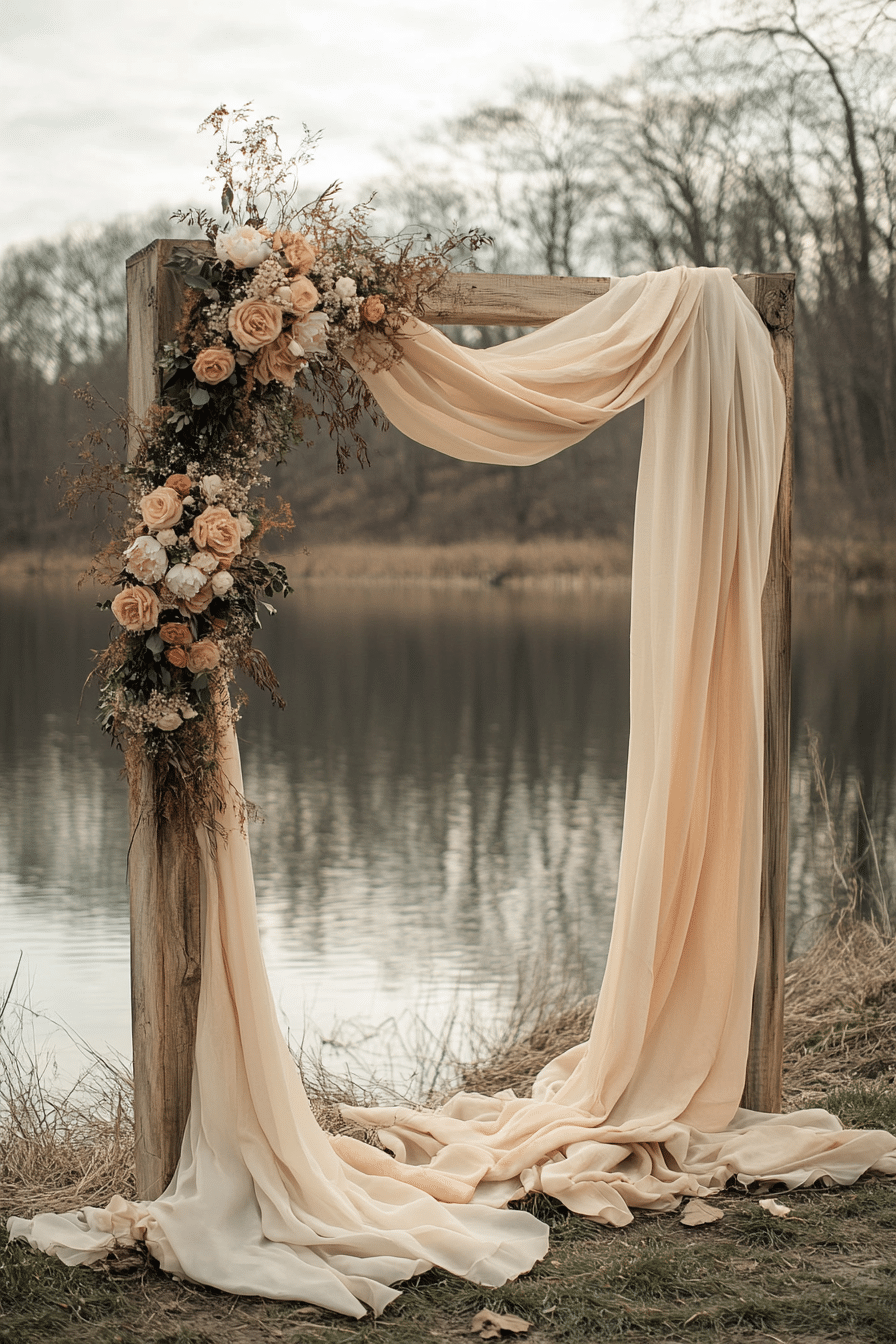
[126,241,793,1196]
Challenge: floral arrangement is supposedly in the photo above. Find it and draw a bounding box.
[86,105,489,835]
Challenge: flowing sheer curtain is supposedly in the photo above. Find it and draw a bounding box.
[9,267,895,1314]
[336,268,896,1217]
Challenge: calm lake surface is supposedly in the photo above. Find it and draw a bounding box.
[2,577,895,1090]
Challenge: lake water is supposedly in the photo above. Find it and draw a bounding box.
[2,577,894,1091]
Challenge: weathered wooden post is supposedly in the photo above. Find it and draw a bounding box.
[125,240,209,1200]
[125,248,794,1194]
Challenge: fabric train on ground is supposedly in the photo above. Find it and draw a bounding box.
[10,268,895,1314]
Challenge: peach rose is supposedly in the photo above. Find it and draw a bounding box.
[227,299,283,353]
[192,348,236,384]
[191,505,242,562]
[277,231,317,273]
[165,646,188,668]
[159,622,192,646]
[254,331,305,388]
[361,294,386,323]
[178,582,214,614]
[287,277,320,315]
[111,585,161,632]
[186,639,221,673]
[140,486,183,530]
[165,474,193,496]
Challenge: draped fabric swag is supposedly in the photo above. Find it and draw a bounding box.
[9,267,896,1314]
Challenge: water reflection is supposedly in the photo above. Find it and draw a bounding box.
[1,577,895,1086]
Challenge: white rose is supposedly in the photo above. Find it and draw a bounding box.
[211,570,234,596]
[156,529,178,548]
[237,513,253,539]
[291,311,329,356]
[181,706,199,720]
[155,711,183,732]
[201,474,223,502]
[124,535,168,584]
[191,550,219,575]
[215,225,273,270]
[165,563,207,599]
[334,276,357,299]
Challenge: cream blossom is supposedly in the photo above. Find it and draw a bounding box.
[237,513,253,539]
[155,711,183,732]
[215,226,272,270]
[124,535,167,584]
[211,570,234,596]
[191,550,219,575]
[155,529,178,548]
[181,706,199,720]
[200,474,223,502]
[290,311,329,356]
[334,276,357,300]
[165,563,208,599]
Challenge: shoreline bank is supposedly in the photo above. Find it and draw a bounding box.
[2,535,895,592]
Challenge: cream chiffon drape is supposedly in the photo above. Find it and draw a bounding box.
[9,267,896,1313]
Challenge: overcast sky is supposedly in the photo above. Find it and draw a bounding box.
[1,0,641,255]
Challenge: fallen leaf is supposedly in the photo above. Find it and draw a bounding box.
[759,1197,791,1217]
[679,1197,724,1226]
[471,1308,532,1336]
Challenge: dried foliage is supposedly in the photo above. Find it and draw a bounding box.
[79,104,491,842]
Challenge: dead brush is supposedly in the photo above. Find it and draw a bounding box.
[0,983,135,1220]
[782,734,896,1102]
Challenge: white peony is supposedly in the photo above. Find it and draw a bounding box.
[155,529,178,548]
[334,276,357,299]
[124,535,168,584]
[291,311,329,356]
[165,563,207,599]
[200,474,223,502]
[211,570,234,596]
[215,226,272,271]
[191,550,219,575]
[155,711,183,732]
[237,513,253,539]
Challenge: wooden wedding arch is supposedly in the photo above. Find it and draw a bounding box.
[126,240,795,1200]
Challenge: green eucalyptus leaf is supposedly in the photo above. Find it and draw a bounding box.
[190,386,210,406]
[145,633,165,655]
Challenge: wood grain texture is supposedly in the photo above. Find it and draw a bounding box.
[421,272,612,326]
[125,246,793,1186]
[125,241,204,1198]
[740,273,795,1114]
[128,758,201,1200]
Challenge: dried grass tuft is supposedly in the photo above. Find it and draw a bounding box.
[0,995,135,1220]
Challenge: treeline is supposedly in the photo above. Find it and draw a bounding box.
[1,1,894,552]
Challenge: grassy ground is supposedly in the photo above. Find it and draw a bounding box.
[3,1131,895,1344]
[3,907,896,1343]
